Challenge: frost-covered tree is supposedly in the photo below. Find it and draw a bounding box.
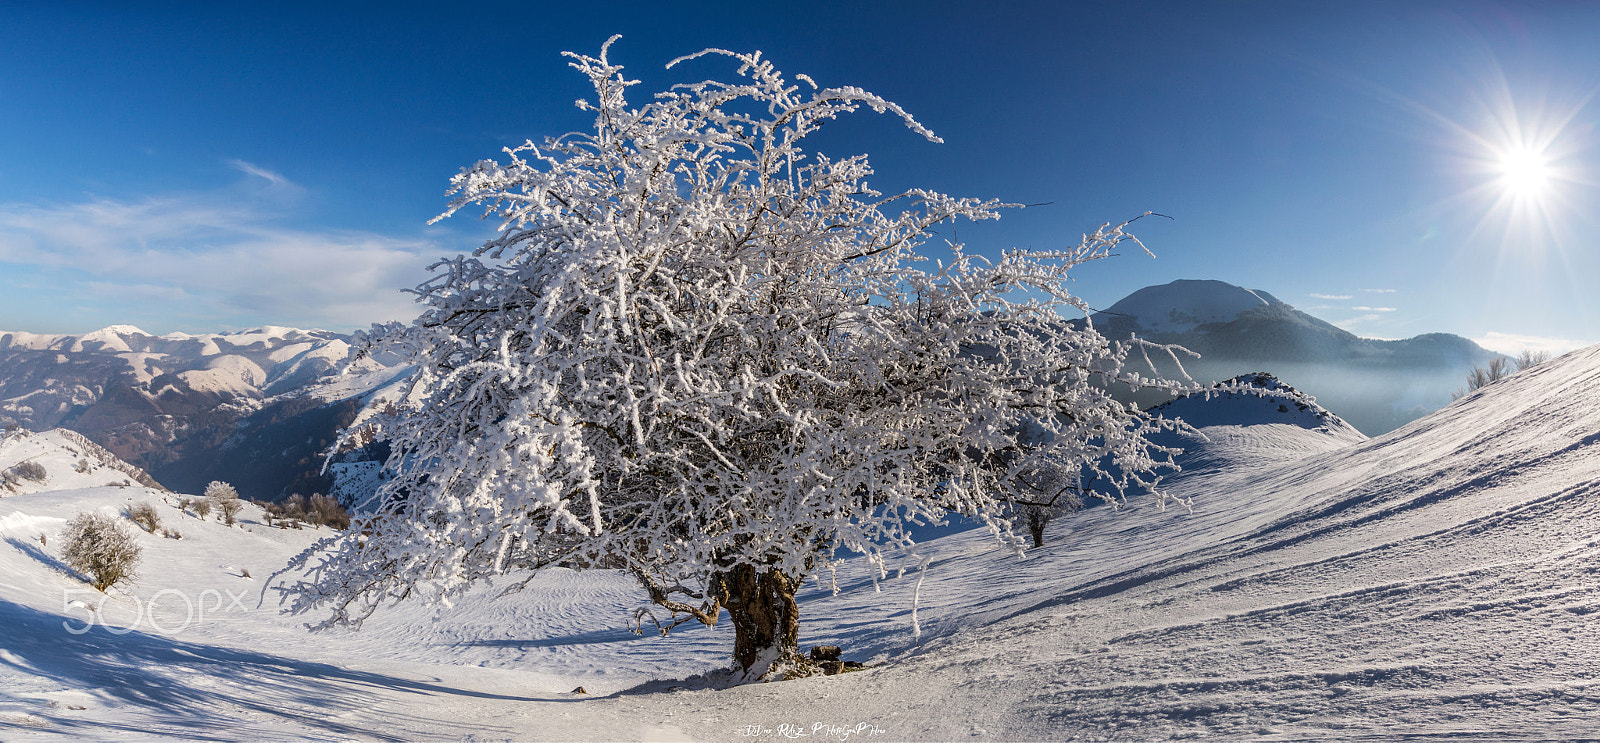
[1514,348,1551,372]
[1017,465,1087,549]
[204,480,240,501]
[206,480,243,525]
[288,38,1194,679]
[1455,356,1514,400]
[61,512,141,591]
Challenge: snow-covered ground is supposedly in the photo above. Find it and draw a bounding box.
[3,346,1600,740]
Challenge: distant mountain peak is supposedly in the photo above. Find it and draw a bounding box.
[1,323,406,500]
[1089,279,1499,436]
[90,324,151,337]
[1098,279,1282,335]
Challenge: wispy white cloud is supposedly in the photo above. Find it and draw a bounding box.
[1333,314,1383,330]
[1310,293,1352,300]
[227,159,292,188]
[1471,331,1595,356]
[0,189,439,331]
[1351,306,1396,312]
[83,281,193,304]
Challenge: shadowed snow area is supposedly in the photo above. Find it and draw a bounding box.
[3,346,1600,739]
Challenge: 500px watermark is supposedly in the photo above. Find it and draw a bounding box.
[61,588,250,636]
[738,722,886,741]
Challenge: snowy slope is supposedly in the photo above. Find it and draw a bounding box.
[0,486,724,740]
[1,429,163,494]
[699,343,1600,740]
[1149,371,1367,472]
[1,345,1598,739]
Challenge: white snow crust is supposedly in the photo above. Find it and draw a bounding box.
[2,344,1599,740]
[2,429,156,494]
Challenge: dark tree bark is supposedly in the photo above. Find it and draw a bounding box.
[634,561,806,677]
[1026,507,1050,549]
[718,564,802,674]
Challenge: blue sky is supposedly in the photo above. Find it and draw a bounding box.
[1,1,1596,353]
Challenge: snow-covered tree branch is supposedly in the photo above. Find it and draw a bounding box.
[287,36,1197,680]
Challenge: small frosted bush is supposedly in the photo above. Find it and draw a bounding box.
[11,460,47,483]
[307,494,350,530]
[61,512,141,591]
[205,481,244,525]
[217,497,243,526]
[124,502,161,533]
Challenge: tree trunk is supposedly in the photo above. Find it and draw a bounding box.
[719,564,802,676]
[1027,507,1049,548]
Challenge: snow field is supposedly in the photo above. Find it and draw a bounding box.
[0,345,1598,739]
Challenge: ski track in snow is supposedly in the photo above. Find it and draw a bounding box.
[2,346,1600,739]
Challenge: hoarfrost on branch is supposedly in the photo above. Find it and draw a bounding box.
[287,36,1196,675]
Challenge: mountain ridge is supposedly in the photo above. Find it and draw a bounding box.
[1089,279,1499,434]
[0,325,404,501]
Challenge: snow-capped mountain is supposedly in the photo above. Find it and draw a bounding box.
[1091,279,1500,434]
[1097,280,1285,335]
[0,326,406,500]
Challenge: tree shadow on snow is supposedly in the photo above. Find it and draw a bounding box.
[0,597,545,740]
[459,627,644,649]
[3,536,83,581]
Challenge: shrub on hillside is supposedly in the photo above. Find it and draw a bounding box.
[61,512,142,591]
[11,460,47,483]
[1515,349,1552,371]
[124,502,161,533]
[260,493,347,529]
[1454,350,1551,400]
[192,497,213,519]
[280,494,307,528]
[216,496,243,526]
[307,494,350,530]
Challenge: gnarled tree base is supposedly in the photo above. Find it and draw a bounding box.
[719,564,803,679]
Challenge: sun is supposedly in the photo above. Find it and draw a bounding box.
[1496,144,1552,202]
[1446,86,1589,255]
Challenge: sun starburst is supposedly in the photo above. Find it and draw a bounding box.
[1495,143,1551,203]
[1439,75,1593,262]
